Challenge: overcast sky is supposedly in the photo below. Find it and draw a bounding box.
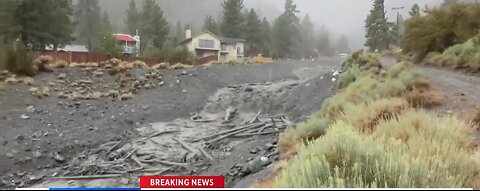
[243,0,443,49]
[99,0,444,50]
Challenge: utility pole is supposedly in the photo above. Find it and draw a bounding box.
[392,6,405,47]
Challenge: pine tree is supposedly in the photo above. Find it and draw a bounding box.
[141,38,160,58]
[272,0,301,59]
[0,0,15,41]
[202,15,219,35]
[409,4,420,17]
[8,0,75,50]
[316,25,331,56]
[220,0,244,38]
[335,35,350,54]
[260,17,272,57]
[244,9,262,56]
[174,20,184,43]
[159,39,175,62]
[364,0,395,51]
[140,0,169,52]
[125,0,140,35]
[75,0,101,52]
[299,14,316,58]
[93,11,122,56]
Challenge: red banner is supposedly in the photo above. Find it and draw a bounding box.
[140,176,225,188]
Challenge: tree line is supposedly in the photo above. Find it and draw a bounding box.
[0,0,351,61]
[193,0,351,59]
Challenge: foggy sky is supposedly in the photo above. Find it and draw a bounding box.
[243,0,443,49]
[99,0,445,50]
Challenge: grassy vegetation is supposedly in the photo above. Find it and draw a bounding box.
[424,33,480,73]
[272,52,479,188]
[404,3,480,61]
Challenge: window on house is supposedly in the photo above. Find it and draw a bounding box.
[237,47,242,55]
[198,39,215,48]
[221,44,227,51]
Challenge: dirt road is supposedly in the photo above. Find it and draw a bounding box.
[382,57,480,138]
[0,58,342,188]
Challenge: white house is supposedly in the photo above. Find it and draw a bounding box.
[179,28,245,62]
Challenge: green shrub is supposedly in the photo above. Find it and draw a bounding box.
[295,117,329,141]
[404,3,480,60]
[276,122,406,188]
[466,52,480,72]
[341,50,381,73]
[338,64,367,88]
[168,47,195,65]
[338,98,409,134]
[316,95,354,123]
[342,75,379,103]
[0,41,35,76]
[275,110,480,188]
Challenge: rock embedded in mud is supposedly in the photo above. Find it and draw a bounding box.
[240,156,270,174]
[265,143,275,151]
[120,92,133,100]
[93,70,104,77]
[27,106,35,113]
[224,106,237,122]
[20,114,30,120]
[53,152,65,163]
[33,151,42,158]
[108,90,120,98]
[6,152,15,158]
[57,73,67,80]
[15,135,24,141]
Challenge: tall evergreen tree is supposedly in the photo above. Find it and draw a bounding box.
[0,0,15,41]
[220,0,244,38]
[124,0,140,35]
[75,0,101,52]
[316,25,331,56]
[141,38,160,58]
[364,0,395,51]
[202,15,220,35]
[174,20,184,43]
[93,11,122,56]
[409,4,421,17]
[260,17,272,57]
[140,0,169,52]
[7,0,75,50]
[299,14,316,58]
[159,39,175,62]
[272,0,301,59]
[244,9,262,56]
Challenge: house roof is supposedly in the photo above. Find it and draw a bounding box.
[221,37,245,44]
[178,30,245,45]
[115,34,138,42]
[45,45,89,53]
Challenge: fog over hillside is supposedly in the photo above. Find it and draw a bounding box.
[97,0,444,49]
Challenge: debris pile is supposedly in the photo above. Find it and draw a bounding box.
[0,58,167,101]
